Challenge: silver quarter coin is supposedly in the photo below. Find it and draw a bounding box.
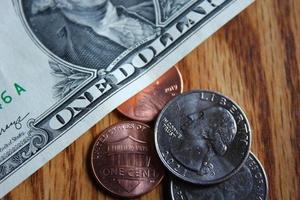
[155,90,251,184]
[169,152,268,200]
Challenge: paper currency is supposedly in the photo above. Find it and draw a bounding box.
[0,0,253,197]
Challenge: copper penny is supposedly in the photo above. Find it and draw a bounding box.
[117,66,183,122]
[91,121,165,198]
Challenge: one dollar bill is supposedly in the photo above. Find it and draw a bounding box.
[0,0,253,197]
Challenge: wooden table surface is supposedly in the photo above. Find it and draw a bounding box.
[2,0,300,199]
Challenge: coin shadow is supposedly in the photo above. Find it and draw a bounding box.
[162,175,172,200]
[113,110,130,121]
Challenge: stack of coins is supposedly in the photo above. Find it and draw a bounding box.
[156,91,268,200]
[90,66,268,199]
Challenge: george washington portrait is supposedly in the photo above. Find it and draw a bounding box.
[21,0,191,71]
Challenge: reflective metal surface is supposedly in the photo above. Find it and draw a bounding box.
[91,121,165,198]
[169,153,268,200]
[117,66,183,122]
[155,90,251,184]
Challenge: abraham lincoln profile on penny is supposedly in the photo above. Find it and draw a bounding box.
[171,106,237,175]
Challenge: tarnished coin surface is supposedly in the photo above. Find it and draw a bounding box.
[91,121,165,198]
[117,66,183,122]
[155,90,251,184]
[169,153,268,200]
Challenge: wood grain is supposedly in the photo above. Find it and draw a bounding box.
[2,0,300,199]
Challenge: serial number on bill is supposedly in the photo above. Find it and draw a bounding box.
[0,83,26,110]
